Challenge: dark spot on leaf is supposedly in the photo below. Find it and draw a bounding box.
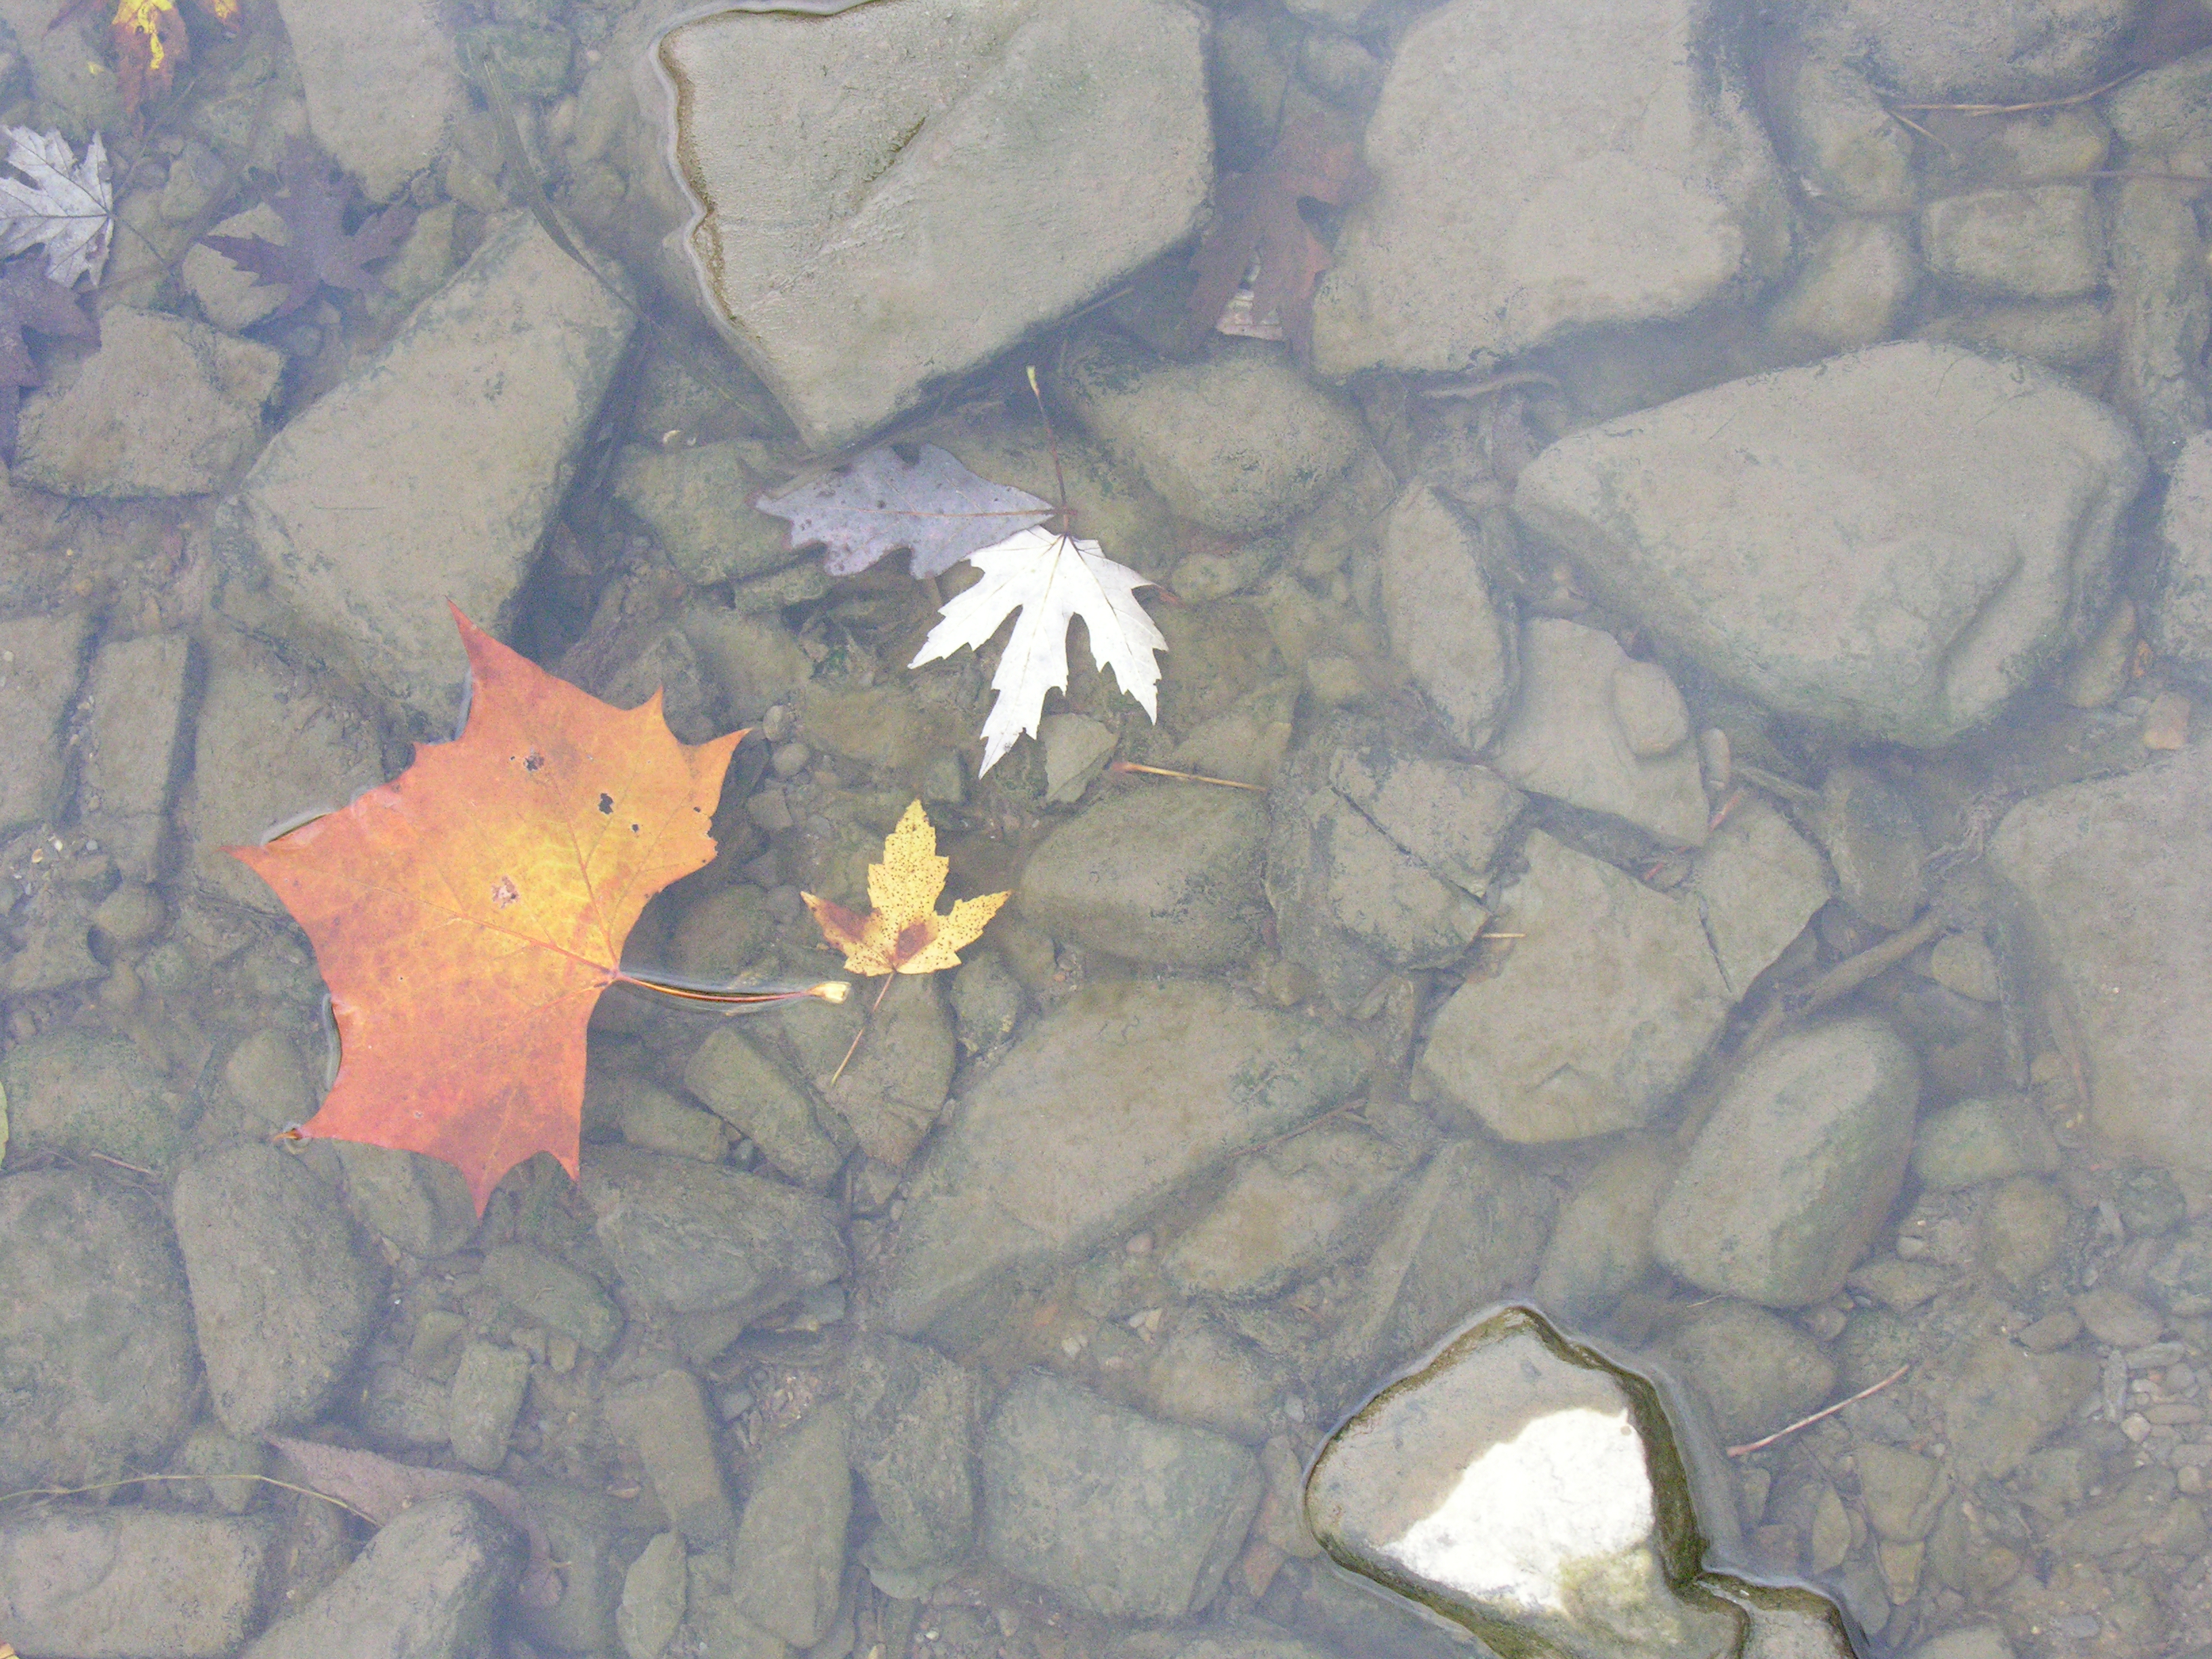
[598,793,614,815]
[894,918,933,962]
[523,750,544,773]
[489,876,519,909]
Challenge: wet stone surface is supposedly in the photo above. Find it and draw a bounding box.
[11,0,2212,1654]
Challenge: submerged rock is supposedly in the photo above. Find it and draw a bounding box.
[1312,0,1788,377]
[878,981,1366,1334]
[981,1372,1261,1619]
[1653,1017,1920,1307]
[1020,785,1268,970]
[219,213,634,734]
[0,1509,270,1659]
[1054,330,1371,535]
[0,1170,196,1491]
[581,1145,847,1323]
[1488,619,1708,847]
[14,308,281,497]
[1514,342,2145,746]
[1417,833,1731,1143]
[243,1494,520,1659]
[2152,430,2212,676]
[172,1143,385,1437]
[659,0,1209,449]
[1989,747,2212,1176]
[1307,1305,1856,1659]
[274,0,464,201]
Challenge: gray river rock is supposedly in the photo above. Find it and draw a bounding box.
[1311,0,1788,377]
[1654,1017,1921,1307]
[1020,785,1268,970]
[2152,430,2212,676]
[14,308,281,499]
[878,981,1367,1335]
[1416,832,1731,1143]
[218,213,635,735]
[1514,342,2145,746]
[274,0,464,200]
[0,1170,196,1490]
[171,1143,386,1438]
[659,0,1210,449]
[1488,618,1709,847]
[581,1144,848,1322]
[0,1509,271,1658]
[1054,331,1372,536]
[982,1372,1261,1620]
[1989,746,2212,1178]
[243,1494,521,1659]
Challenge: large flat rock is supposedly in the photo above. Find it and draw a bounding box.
[1311,0,1788,377]
[1989,747,2212,1174]
[1513,342,2145,746]
[218,214,634,735]
[659,0,1210,450]
[878,981,1367,1334]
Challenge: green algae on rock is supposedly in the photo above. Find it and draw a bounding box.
[1307,1304,1860,1659]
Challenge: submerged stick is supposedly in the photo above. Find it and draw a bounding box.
[1728,1365,1910,1457]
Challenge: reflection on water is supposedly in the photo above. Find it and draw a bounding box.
[1,0,2211,1657]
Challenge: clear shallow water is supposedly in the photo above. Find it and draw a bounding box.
[1,2,2211,1658]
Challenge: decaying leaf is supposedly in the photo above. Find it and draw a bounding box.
[201,138,415,319]
[804,800,1009,977]
[0,255,96,457]
[0,126,112,286]
[1187,115,1367,357]
[911,525,1167,777]
[229,608,745,1212]
[757,443,1053,579]
[267,1436,562,1607]
[108,0,237,121]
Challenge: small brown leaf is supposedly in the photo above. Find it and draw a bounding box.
[1188,116,1368,359]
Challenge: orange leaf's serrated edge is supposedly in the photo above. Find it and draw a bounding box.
[230,607,742,1212]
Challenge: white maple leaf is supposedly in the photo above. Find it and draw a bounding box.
[912,525,1168,777]
[0,127,112,287]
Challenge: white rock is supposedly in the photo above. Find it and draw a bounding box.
[659,0,1210,449]
[1311,0,1788,377]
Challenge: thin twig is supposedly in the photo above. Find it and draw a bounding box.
[1727,1364,1910,1456]
[1890,70,2139,115]
[827,973,893,1087]
[0,1471,374,1523]
[1109,760,1265,792]
[1737,908,1948,1057]
[1731,762,1820,806]
[1414,370,1567,402]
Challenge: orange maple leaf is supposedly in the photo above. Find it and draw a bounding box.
[230,607,817,1212]
[803,801,1009,977]
[108,0,237,121]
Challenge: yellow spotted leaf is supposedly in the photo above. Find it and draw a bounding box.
[803,800,1008,977]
